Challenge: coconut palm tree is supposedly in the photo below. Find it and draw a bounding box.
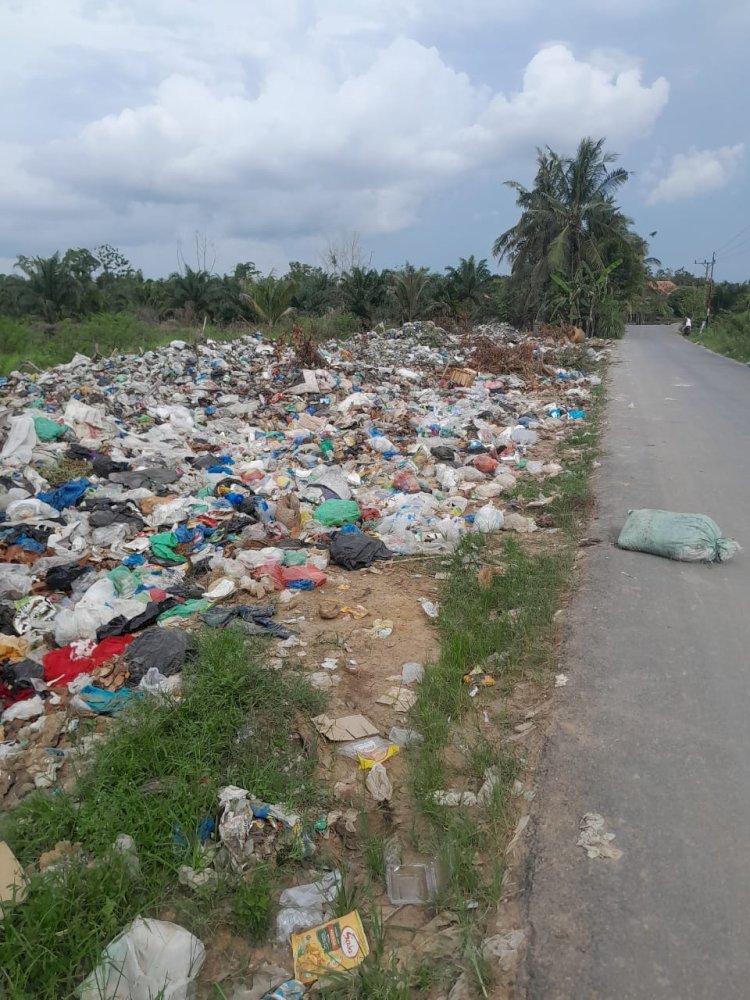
[494,138,639,329]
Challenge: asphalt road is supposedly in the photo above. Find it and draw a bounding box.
[524,326,750,1000]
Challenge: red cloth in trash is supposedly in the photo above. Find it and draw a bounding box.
[43,634,134,686]
[0,683,33,708]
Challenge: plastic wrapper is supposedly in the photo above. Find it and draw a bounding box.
[78,917,205,1000]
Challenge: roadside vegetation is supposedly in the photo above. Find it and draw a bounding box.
[697,311,750,363]
[0,136,674,375]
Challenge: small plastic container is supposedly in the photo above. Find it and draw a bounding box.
[384,836,440,905]
[385,861,440,906]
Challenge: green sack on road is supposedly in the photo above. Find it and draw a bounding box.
[617,509,739,563]
[316,499,361,526]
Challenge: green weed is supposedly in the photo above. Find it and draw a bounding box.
[38,456,92,487]
[231,865,274,941]
[0,629,325,999]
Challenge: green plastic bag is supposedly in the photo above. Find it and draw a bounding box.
[150,531,186,564]
[617,509,739,563]
[108,566,139,597]
[283,549,308,567]
[33,415,69,441]
[159,599,211,621]
[315,500,361,527]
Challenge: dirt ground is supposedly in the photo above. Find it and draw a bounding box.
[194,537,576,998]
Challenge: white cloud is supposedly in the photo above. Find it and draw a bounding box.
[648,144,745,204]
[0,1,670,270]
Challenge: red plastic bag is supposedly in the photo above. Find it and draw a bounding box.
[392,472,420,493]
[256,563,327,590]
[43,634,134,686]
[472,455,498,474]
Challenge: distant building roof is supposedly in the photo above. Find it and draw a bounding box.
[648,280,678,296]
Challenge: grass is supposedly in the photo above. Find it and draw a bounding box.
[0,629,325,999]
[38,456,92,487]
[0,314,232,373]
[692,311,750,363]
[0,310,364,374]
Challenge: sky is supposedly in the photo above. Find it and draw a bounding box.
[0,0,749,281]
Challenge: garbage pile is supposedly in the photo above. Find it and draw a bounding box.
[0,320,602,807]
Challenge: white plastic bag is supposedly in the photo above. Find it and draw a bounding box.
[78,917,205,1000]
[366,763,393,801]
[5,497,59,522]
[0,414,37,466]
[0,565,34,599]
[474,504,505,533]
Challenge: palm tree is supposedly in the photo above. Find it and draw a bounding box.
[339,267,387,327]
[440,255,493,321]
[14,253,82,321]
[391,264,431,322]
[240,274,294,326]
[494,138,637,327]
[167,266,221,322]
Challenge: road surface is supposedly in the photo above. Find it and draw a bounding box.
[524,326,750,999]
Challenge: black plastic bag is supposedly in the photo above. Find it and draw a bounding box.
[330,531,393,570]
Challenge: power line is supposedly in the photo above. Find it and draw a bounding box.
[721,236,750,260]
[716,222,750,255]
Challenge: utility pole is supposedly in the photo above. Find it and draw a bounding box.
[694,252,716,327]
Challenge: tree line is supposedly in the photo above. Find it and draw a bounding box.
[2,138,742,339]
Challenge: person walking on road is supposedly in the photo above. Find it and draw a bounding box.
[682,316,692,337]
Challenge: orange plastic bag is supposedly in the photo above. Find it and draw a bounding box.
[392,472,420,493]
[472,455,498,474]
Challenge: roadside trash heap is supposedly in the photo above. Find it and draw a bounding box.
[0,321,602,808]
[0,321,603,993]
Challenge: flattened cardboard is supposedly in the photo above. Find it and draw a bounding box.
[312,714,379,742]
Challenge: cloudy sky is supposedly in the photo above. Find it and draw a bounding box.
[1,0,749,280]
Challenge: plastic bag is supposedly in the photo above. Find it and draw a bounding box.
[392,472,420,493]
[257,563,328,590]
[474,504,505,533]
[276,907,324,943]
[315,500,361,526]
[0,565,34,600]
[33,415,69,441]
[472,455,498,474]
[0,414,37,466]
[78,917,205,1000]
[617,509,739,563]
[330,531,393,570]
[279,871,341,909]
[366,763,393,801]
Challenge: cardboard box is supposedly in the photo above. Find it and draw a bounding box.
[291,910,369,984]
